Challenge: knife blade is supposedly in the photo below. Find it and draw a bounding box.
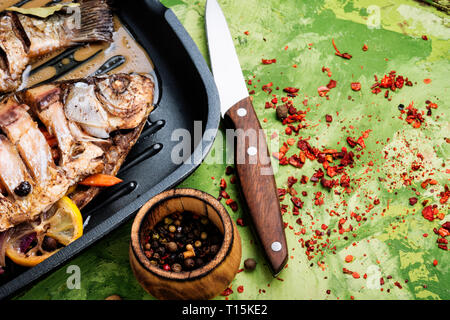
[205,0,288,276]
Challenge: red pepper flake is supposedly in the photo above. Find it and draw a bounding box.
[401,102,424,128]
[225,199,238,212]
[351,82,361,91]
[422,35,428,40]
[394,281,403,289]
[317,86,330,97]
[236,218,245,226]
[362,44,368,51]
[409,197,418,206]
[221,287,233,296]
[220,178,227,190]
[237,285,244,293]
[331,38,352,59]
[291,197,304,209]
[371,71,411,98]
[244,31,250,35]
[346,137,357,148]
[163,264,171,271]
[262,58,277,65]
[352,272,360,279]
[345,255,354,263]
[283,87,300,94]
[442,222,450,232]
[342,268,353,275]
[325,114,333,123]
[326,79,337,89]
[423,78,432,84]
[422,205,435,221]
[433,259,438,267]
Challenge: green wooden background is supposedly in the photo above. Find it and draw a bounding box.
[15,0,449,300]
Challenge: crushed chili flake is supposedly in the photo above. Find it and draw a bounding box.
[262,58,277,65]
[362,44,368,51]
[371,71,412,98]
[221,287,233,296]
[331,38,352,59]
[326,79,337,89]
[351,82,361,91]
[422,205,435,221]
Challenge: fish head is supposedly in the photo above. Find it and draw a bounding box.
[63,74,154,138]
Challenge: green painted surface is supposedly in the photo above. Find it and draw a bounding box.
[15,0,449,300]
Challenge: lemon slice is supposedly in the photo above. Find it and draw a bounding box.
[46,196,83,245]
[5,197,83,267]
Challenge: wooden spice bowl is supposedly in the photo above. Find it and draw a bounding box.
[129,188,242,300]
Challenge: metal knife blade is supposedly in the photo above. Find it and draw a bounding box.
[205,0,288,276]
[205,0,248,116]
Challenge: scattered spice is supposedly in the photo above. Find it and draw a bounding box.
[331,38,352,59]
[262,58,277,65]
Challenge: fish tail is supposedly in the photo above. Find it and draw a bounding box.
[69,0,113,44]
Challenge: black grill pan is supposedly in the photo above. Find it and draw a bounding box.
[0,0,220,299]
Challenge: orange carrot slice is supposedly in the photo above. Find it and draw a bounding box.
[79,174,123,187]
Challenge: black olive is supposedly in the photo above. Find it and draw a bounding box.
[398,104,405,110]
[14,181,32,197]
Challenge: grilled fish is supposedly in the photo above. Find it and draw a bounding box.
[0,73,154,232]
[0,0,113,93]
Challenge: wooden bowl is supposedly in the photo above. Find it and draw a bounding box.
[129,188,242,300]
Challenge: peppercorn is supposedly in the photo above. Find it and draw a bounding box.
[164,217,173,225]
[172,263,182,273]
[14,181,32,197]
[195,258,204,266]
[244,258,257,271]
[184,258,195,269]
[166,241,178,253]
[276,104,289,120]
[398,104,405,110]
[142,211,223,272]
[210,244,219,255]
[43,236,58,251]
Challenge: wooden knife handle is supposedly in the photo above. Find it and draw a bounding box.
[225,96,288,276]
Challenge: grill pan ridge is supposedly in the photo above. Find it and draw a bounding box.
[0,0,220,299]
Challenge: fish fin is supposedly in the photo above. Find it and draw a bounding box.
[69,0,113,44]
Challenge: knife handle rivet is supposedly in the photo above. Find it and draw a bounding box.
[247,146,257,156]
[237,108,247,117]
[271,241,282,252]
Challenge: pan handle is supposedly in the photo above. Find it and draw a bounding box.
[144,0,167,13]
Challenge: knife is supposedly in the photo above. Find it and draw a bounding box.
[205,0,288,276]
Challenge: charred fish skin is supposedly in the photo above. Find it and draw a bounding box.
[0,73,154,232]
[0,0,114,93]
